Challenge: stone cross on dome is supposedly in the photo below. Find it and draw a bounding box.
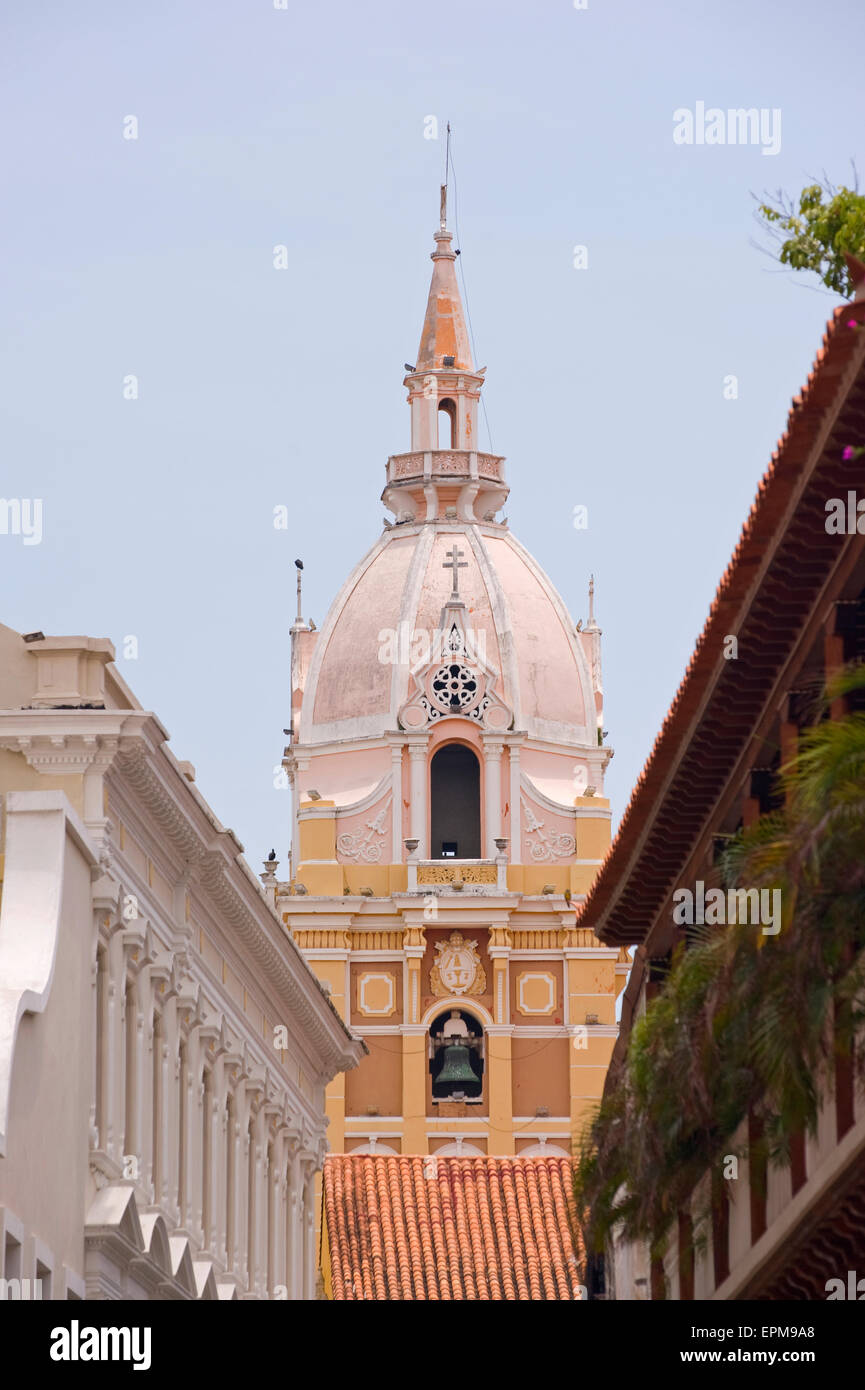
[443,545,467,600]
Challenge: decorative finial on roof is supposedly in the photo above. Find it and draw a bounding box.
[294,558,304,623]
[586,574,600,632]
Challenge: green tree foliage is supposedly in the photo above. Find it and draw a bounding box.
[575,665,865,1258]
[756,174,865,297]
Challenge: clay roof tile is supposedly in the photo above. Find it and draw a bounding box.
[323,1155,584,1301]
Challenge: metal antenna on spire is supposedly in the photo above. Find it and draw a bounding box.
[588,573,594,626]
[294,558,304,622]
[440,121,451,230]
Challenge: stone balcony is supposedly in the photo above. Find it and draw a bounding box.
[386,450,505,486]
[407,858,507,892]
[383,451,510,525]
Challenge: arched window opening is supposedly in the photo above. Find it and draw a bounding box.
[435,1140,485,1156]
[429,1009,484,1102]
[347,1138,398,1155]
[430,742,481,858]
[438,397,456,449]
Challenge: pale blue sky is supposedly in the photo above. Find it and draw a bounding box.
[1,0,862,866]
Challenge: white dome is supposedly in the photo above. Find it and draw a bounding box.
[300,521,595,749]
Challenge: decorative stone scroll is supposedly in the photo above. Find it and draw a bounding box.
[337,803,389,863]
[523,804,576,862]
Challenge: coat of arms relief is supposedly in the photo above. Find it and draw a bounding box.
[430,931,486,997]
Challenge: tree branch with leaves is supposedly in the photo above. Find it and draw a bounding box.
[754,170,865,297]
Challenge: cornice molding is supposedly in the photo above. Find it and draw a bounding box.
[0,707,362,1080]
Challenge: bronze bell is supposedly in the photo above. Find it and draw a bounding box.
[435,1042,480,1096]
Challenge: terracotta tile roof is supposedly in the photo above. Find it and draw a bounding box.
[323,1154,585,1300]
[579,294,865,946]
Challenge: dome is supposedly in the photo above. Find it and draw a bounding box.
[302,522,595,749]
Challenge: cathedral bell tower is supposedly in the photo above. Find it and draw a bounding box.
[383,190,508,528]
[277,190,626,1169]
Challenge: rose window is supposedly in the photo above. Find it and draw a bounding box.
[431,663,479,713]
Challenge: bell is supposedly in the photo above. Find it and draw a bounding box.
[435,1043,480,1096]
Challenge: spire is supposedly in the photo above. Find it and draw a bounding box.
[386,166,510,524]
[415,195,473,373]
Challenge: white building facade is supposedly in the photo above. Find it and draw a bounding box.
[0,624,363,1300]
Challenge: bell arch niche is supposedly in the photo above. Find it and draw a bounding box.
[438,397,456,448]
[429,1009,484,1103]
[429,742,481,859]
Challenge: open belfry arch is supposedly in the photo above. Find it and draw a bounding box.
[275,183,629,1181]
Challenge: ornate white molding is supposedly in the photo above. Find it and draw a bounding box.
[116,740,205,864]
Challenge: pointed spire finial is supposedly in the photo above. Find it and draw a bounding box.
[415,130,472,374]
[586,574,601,633]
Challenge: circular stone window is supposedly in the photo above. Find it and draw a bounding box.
[431,663,479,712]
